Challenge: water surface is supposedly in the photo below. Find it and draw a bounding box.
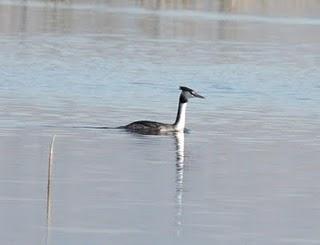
[0,1,320,244]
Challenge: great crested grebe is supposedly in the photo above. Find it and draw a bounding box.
[122,86,204,133]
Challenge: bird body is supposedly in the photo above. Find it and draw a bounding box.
[122,86,204,134]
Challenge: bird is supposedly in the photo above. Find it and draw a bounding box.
[121,86,204,134]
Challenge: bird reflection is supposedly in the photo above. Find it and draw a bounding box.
[124,129,187,236]
[173,131,185,237]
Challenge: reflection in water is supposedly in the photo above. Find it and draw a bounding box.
[137,0,320,15]
[126,130,186,237]
[2,0,320,37]
[175,132,185,164]
[173,132,185,237]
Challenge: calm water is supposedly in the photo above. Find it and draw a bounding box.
[1,1,320,244]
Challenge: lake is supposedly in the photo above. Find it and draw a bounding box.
[0,0,320,244]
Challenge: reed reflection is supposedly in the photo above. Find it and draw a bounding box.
[136,0,320,14]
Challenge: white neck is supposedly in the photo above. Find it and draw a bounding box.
[174,102,187,131]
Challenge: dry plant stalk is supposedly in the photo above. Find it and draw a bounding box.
[47,135,56,225]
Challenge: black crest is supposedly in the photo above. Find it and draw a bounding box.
[179,86,194,93]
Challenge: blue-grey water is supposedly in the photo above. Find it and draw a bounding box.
[1,1,320,244]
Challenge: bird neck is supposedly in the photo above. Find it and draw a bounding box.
[174,94,188,131]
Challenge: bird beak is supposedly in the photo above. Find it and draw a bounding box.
[194,92,205,99]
